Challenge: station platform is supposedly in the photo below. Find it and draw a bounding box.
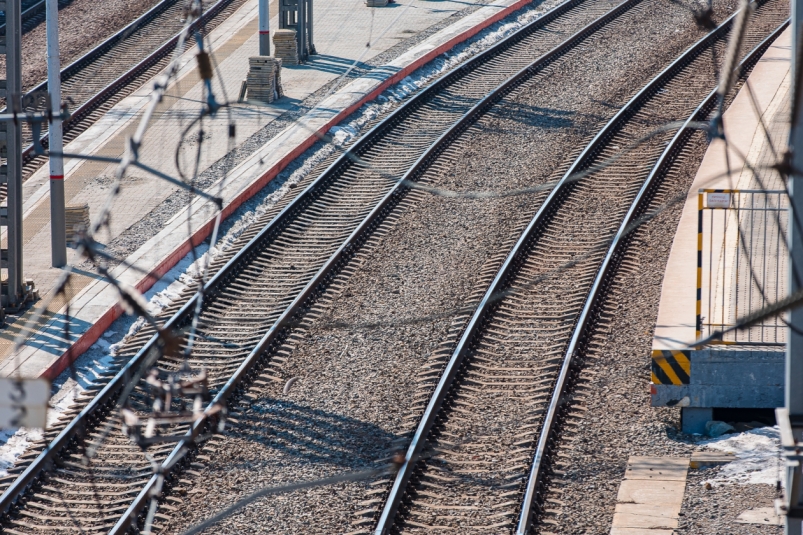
[650,27,790,433]
[0,0,542,378]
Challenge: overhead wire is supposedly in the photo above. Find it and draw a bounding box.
[2,1,798,532]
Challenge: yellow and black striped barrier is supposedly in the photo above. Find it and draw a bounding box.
[697,189,736,339]
[651,349,690,385]
[696,192,703,339]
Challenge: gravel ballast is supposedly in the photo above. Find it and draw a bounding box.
[536,35,788,535]
[0,0,163,89]
[149,0,776,533]
[678,464,782,535]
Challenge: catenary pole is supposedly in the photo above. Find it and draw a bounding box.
[46,0,66,267]
[259,0,270,55]
[6,0,22,306]
[788,0,803,533]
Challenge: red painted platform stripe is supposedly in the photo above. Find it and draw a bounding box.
[40,0,537,380]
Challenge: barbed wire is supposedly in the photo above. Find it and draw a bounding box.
[0,3,234,521]
[59,0,769,433]
[0,0,448,528]
[132,5,803,534]
[0,0,795,532]
[20,0,771,410]
[89,15,799,532]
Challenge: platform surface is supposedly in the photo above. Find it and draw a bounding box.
[652,27,791,353]
[649,27,791,410]
[0,0,545,378]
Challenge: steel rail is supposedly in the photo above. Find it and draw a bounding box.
[515,18,789,535]
[0,0,640,519]
[17,0,578,162]
[373,4,772,534]
[113,0,651,530]
[0,0,242,517]
[14,0,237,163]
[11,0,179,103]
[0,0,52,34]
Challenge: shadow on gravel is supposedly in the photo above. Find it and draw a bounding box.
[484,102,604,130]
[223,399,402,468]
[588,97,622,111]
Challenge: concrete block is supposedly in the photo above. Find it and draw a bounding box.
[616,479,686,505]
[654,383,784,408]
[624,456,689,481]
[612,505,679,529]
[681,407,712,434]
[652,348,784,409]
[692,349,783,386]
[736,507,782,525]
[610,529,675,535]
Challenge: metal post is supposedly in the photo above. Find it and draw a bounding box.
[297,0,306,61]
[786,1,803,531]
[307,0,315,55]
[258,0,270,56]
[790,0,803,415]
[47,0,66,267]
[5,0,22,307]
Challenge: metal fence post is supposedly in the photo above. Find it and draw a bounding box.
[298,0,306,61]
[307,0,314,54]
[259,0,270,56]
[47,0,66,267]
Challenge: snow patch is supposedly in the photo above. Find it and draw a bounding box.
[0,0,560,481]
[0,428,42,478]
[0,244,210,476]
[701,427,782,486]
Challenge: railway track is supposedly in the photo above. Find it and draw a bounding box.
[13,0,629,184]
[374,5,788,535]
[0,0,68,36]
[14,0,249,182]
[0,0,786,533]
[0,0,653,528]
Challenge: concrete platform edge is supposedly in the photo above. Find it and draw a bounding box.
[650,28,791,352]
[648,28,792,413]
[17,0,539,380]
